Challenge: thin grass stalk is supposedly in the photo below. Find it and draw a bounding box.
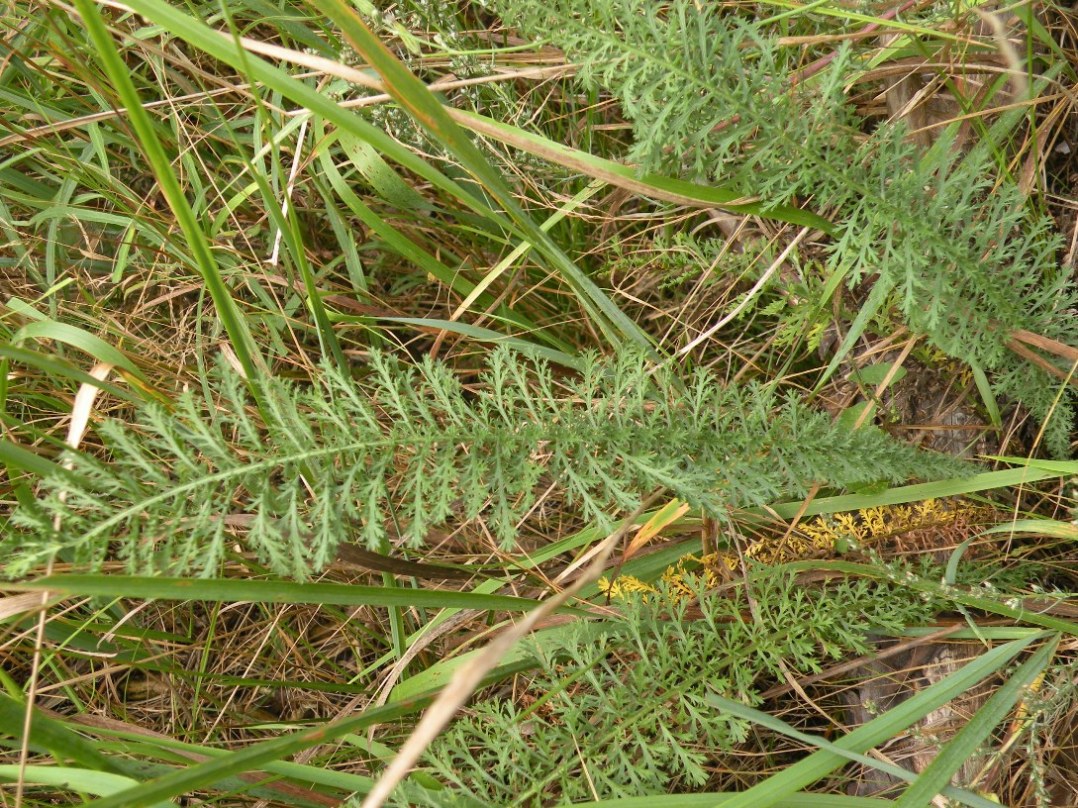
[71,0,266,384]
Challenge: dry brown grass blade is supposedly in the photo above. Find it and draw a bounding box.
[759,623,965,700]
[790,0,920,86]
[61,712,343,806]
[676,226,811,357]
[0,593,50,622]
[1010,328,1078,364]
[359,493,661,808]
[231,34,574,104]
[1005,337,1078,388]
[228,36,764,210]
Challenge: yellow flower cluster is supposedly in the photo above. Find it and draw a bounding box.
[599,499,980,604]
[597,555,721,603]
[597,573,660,601]
[796,497,976,555]
[716,497,979,568]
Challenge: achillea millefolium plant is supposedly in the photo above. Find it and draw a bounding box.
[6,349,965,580]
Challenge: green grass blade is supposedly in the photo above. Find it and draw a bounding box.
[83,723,375,794]
[533,795,890,807]
[815,275,894,391]
[764,463,1076,521]
[0,693,119,773]
[0,439,88,485]
[10,575,540,612]
[0,766,172,806]
[388,619,613,703]
[981,519,1078,540]
[969,362,1002,429]
[311,0,655,354]
[783,560,1078,635]
[452,107,834,233]
[312,128,506,305]
[77,699,428,807]
[254,172,347,370]
[987,457,1078,475]
[0,345,142,404]
[370,317,582,369]
[70,0,265,382]
[710,634,1038,808]
[705,694,1004,808]
[8,313,145,382]
[756,1,990,45]
[894,635,1058,806]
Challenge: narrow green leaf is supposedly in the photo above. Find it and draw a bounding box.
[816,275,894,391]
[705,694,1003,808]
[0,766,171,806]
[895,636,1058,806]
[981,519,1078,540]
[711,635,1037,808]
[80,699,428,808]
[10,319,144,381]
[310,0,656,354]
[836,401,876,432]
[389,620,614,703]
[0,693,119,773]
[373,317,582,370]
[71,0,265,381]
[987,456,1078,475]
[0,439,87,485]
[451,108,834,233]
[764,463,1073,521]
[850,363,907,387]
[10,575,539,612]
[340,132,429,211]
[756,1,990,44]
[579,793,891,807]
[969,362,1002,429]
[84,723,375,794]
[0,345,141,404]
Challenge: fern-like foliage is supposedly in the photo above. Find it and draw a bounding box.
[479,0,1078,451]
[389,566,942,805]
[7,349,963,579]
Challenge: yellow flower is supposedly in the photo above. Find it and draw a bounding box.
[598,575,657,602]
